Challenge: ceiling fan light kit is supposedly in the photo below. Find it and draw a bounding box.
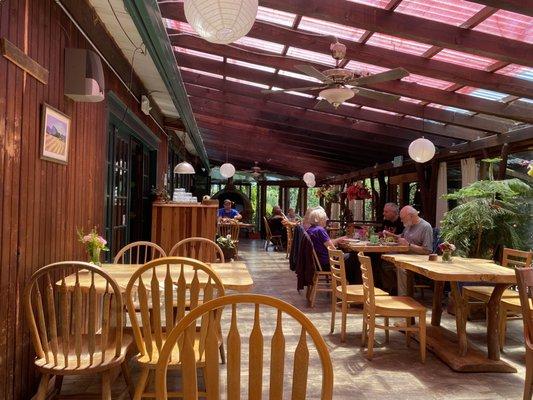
[184,0,258,44]
[319,87,355,109]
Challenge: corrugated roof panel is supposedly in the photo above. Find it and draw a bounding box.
[361,106,398,115]
[180,66,223,79]
[286,91,315,98]
[297,16,365,42]
[400,96,422,104]
[163,18,195,33]
[428,103,475,115]
[345,60,388,75]
[226,58,276,73]
[345,0,390,7]
[278,70,322,83]
[174,46,224,61]
[234,36,285,54]
[495,64,533,81]
[402,73,455,89]
[474,10,533,44]
[256,6,297,27]
[286,47,337,66]
[365,33,432,56]
[456,86,509,101]
[226,77,269,88]
[431,48,497,69]
[394,0,484,26]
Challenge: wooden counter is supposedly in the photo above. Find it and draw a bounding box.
[151,202,218,253]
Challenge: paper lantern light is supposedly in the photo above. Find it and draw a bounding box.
[307,180,316,188]
[184,0,258,44]
[408,138,435,163]
[220,163,236,178]
[174,161,195,174]
[303,172,315,184]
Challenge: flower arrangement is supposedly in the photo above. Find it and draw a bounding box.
[316,185,340,203]
[152,186,170,203]
[216,235,237,260]
[345,182,372,201]
[438,241,456,262]
[77,227,109,265]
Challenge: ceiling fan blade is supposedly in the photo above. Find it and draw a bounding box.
[261,85,326,94]
[313,99,332,111]
[355,87,400,102]
[349,68,410,86]
[295,64,331,83]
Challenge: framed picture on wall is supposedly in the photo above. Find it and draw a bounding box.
[41,103,70,164]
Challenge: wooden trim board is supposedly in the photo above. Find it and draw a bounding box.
[1,37,48,84]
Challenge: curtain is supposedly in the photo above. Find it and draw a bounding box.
[435,162,448,228]
[461,157,478,187]
[351,199,364,220]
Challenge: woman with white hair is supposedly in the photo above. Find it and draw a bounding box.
[306,207,346,271]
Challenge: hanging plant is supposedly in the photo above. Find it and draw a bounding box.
[345,182,372,201]
[316,185,340,203]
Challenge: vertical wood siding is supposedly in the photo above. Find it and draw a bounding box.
[0,0,168,397]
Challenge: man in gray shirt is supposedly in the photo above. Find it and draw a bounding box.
[385,205,433,295]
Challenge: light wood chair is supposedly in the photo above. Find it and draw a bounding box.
[218,221,241,256]
[154,294,334,400]
[515,267,533,400]
[308,248,333,308]
[285,223,295,259]
[24,261,134,400]
[169,237,225,263]
[359,253,427,362]
[463,247,533,349]
[263,216,283,251]
[328,248,388,342]
[114,240,167,264]
[125,257,226,399]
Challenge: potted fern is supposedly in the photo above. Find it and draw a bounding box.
[216,235,237,261]
[440,159,532,259]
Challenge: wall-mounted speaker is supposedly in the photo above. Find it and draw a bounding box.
[64,48,105,102]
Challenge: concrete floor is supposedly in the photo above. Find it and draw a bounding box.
[61,239,526,399]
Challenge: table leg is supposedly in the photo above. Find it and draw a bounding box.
[487,284,509,361]
[431,281,444,327]
[450,282,468,356]
[406,270,414,298]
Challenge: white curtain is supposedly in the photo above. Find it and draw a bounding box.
[435,162,448,228]
[461,157,478,187]
[351,199,364,220]
[330,203,340,220]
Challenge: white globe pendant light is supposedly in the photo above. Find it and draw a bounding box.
[307,180,316,188]
[408,138,436,163]
[220,162,236,178]
[184,0,259,45]
[303,172,315,184]
[174,161,196,174]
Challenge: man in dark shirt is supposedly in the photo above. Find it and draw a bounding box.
[382,202,404,235]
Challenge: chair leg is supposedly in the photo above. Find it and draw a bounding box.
[419,312,427,363]
[134,367,150,400]
[341,300,348,343]
[384,317,390,344]
[54,375,64,397]
[405,318,412,348]
[330,293,336,334]
[361,314,368,347]
[35,374,51,400]
[219,341,226,364]
[366,317,376,360]
[121,360,135,400]
[310,275,318,308]
[101,371,112,400]
[524,349,533,400]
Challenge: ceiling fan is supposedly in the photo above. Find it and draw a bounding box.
[262,41,409,109]
[243,162,267,180]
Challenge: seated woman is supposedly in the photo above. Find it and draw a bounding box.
[269,205,287,246]
[218,199,242,222]
[286,208,301,223]
[306,208,346,271]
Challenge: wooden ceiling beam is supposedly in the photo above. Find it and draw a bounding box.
[171,37,531,124]
[160,4,533,98]
[258,0,533,66]
[465,1,533,17]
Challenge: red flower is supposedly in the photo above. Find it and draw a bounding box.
[346,183,371,200]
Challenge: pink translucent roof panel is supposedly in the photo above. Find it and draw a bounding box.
[400,96,422,104]
[297,16,365,42]
[226,77,269,89]
[174,46,223,61]
[456,86,508,101]
[495,64,533,81]
[394,0,485,26]
[427,103,474,115]
[234,37,285,54]
[365,33,432,56]
[474,10,533,44]
[361,106,398,115]
[286,47,337,66]
[163,18,195,34]
[256,6,297,27]
[278,70,322,83]
[345,0,390,8]
[431,48,497,69]
[402,73,454,89]
[180,66,223,80]
[226,58,276,73]
[345,60,388,75]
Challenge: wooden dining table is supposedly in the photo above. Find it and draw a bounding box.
[382,253,516,373]
[61,261,255,293]
[339,239,410,253]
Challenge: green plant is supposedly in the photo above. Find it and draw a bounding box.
[216,234,236,250]
[440,160,532,258]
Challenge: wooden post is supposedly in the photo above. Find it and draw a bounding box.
[260,182,267,239]
[497,143,509,180]
[302,187,308,214]
[278,186,283,208]
[296,187,303,214]
[377,172,387,223]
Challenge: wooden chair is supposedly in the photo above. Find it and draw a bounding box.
[515,267,533,400]
[359,253,427,362]
[308,248,333,308]
[218,221,241,256]
[463,247,533,349]
[114,240,167,264]
[154,294,334,400]
[169,237,225,263]
[125,257,226,399]
[285,223,295,259]
[263,216,283,251]
[24,261,134,400]
[328,248,388,342]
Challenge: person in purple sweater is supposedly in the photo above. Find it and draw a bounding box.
[306,208,347,271]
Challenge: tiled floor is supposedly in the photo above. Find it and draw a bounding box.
[61,240,526,399]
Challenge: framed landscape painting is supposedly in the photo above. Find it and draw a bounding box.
[41,103,70,164]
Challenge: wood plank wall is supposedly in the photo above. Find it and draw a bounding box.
[0,0,168,398]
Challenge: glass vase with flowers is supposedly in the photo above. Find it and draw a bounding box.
[77,227,109,265]
[438,241,456,263]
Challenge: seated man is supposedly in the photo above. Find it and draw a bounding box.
[286,207,301,223]
[386,205,433,295]
[218,199,242,222]
[381,202,404,236]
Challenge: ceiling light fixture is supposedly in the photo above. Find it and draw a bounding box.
[174,161,195,174]
[319,87,354,109]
